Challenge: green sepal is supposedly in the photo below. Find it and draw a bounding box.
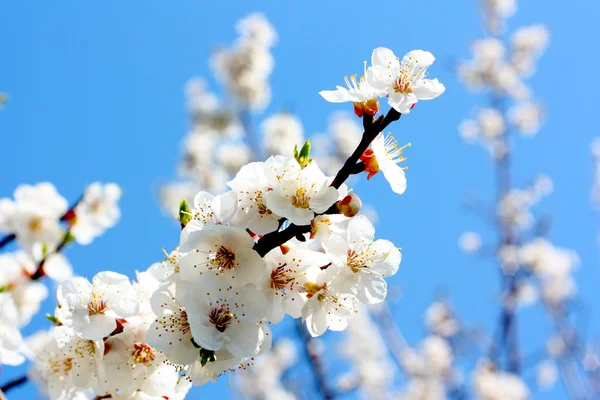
[294,140,314,169]
[46,314,62,326]
[62,231,76,245]
[199,348,217,366]
[179,199,192,229]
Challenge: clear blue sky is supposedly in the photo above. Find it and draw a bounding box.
[0,1,598,399]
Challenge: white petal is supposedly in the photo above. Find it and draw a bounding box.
[371,47,399,69]
[356,272,387,304]
[388,92,418,114]
[403,50,435,69]
[225,322,265,357]
[412,78,446,100]
[370,239,402,276]
[305,302,328,337]
[309,186,339,214]
[382,162,407,194]
[319,87,353,103]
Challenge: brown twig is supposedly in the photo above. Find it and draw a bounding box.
[0,375,27,394]
[253,109,401,257]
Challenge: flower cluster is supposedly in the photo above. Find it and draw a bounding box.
[31,150,405,397]
[320,47,445,115]
[458,14,549,155]
[154,153,402,382]
[473,359,530,400]
[159,13,277,214]
[0,182,121,371]
[0,12,450,398]
[27,270,191,399]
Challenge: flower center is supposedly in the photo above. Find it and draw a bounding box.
[291,187,310,209]
[50,357,73,375]
[394,73,413,94]
[164,308,190,335]
[255,192,272,215]
[209,308,234,332]
[132,343,156,365]
[211,246,236,270]
[28,217,43,232]
[270,265,291,291]
[393,56,427,94]
[347,250,367,273]
[87,291,108,315]
[305,282,326,299]
[383,134,411,165]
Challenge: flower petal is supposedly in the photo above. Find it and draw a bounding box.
[319,87,353,103]
[412,78,446,100]
[381,162,407,194]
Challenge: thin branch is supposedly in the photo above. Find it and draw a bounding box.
[30,228,73,281]
[0,234,15,250]
[295,319,335,400]
[371,302,409,376]
[240,109,262,161]
[0,195,82,252]
[0,375,27,394]
[253,109,401,257]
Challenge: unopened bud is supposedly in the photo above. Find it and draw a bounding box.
[353,98,380,118]
[63,209,77,227]
[359,148,381,180]
[336,194,362,217]
[179,199,192,229]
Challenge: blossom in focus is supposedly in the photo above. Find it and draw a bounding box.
[301,266,357,337]
[228,156,287,234]
[265,160,340,226]
[179,224,267,286]
[146,285,199,366]
[361,132,409,194]
[319,64,380,117]
[366,47,445,113]
[261,245,329,324]
[324,215,400,304]
[183,277,270,358]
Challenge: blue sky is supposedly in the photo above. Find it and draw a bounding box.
[0,1,598,398]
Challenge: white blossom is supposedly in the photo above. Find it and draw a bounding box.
[56,272,139,340]
[366,47,445,113]
[265,161,340,226]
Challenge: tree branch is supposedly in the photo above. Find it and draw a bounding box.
[296,319,335,400]
[253,109,401,257]
[0,375,27,394]
[0,195,82,252]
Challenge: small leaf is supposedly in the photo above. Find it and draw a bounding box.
[46,314,62,326]
[179,199,192,229]
[199,348,217,366]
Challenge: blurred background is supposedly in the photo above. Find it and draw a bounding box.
[0,0,598,399]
